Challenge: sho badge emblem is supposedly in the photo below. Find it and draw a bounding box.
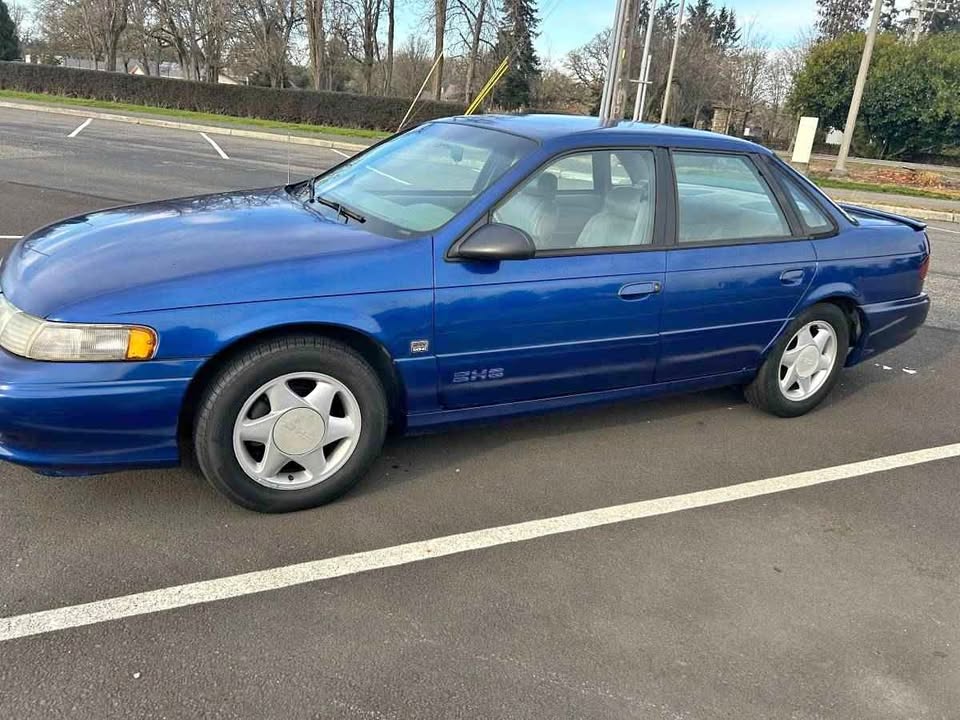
[452,368,505,383]
[410,340,430,354]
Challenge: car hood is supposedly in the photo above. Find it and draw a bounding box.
[1,188,433,319]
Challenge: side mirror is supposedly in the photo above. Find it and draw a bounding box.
[454,223,537,262]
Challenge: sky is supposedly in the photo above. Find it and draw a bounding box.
[536,0,817,60]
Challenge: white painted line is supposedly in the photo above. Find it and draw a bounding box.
[0,235,22,240]
[371,167,411,186]
[929,225,960,236]
[200,132,230,160]
[329,148,409,184]
[2,442,958,643]
[67,118,92,138]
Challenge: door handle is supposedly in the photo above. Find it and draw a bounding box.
[618,281,662,299]
[779,269,805,286]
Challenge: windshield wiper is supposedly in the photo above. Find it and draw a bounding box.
[307,184,365,224]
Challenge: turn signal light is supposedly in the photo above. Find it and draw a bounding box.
[126,327,158,360]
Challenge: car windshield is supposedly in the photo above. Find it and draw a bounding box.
[307,123,537,237]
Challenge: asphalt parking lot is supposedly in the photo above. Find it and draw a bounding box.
[2,104,960,719]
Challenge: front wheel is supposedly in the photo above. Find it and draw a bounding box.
[194,336,388,512]
[745,304,850,418]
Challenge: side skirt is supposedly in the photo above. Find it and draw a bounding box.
[404,370,755,433]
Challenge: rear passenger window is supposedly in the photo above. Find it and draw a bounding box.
[673,152,791,244]
[781,174,835,234]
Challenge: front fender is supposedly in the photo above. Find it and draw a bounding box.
[116,291,435,363]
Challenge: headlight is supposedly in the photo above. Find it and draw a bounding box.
[0,295,157,361]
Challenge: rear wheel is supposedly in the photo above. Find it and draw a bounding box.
[194,336,388,512]
[745,303,850,418]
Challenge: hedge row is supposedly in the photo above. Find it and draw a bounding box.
[0,62,467,131]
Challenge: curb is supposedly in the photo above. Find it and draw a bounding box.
[0,100,370,153]
[839,201,957,224]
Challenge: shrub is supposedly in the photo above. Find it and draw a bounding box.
[0,62,467,131]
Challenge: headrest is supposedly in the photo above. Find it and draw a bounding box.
[604,185,647,219]
[537,172,559,196]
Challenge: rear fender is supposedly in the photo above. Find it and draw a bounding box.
[758,283,863,364]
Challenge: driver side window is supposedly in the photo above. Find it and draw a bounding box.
[492,149,657,252]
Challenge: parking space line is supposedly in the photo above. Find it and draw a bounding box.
[200,132,230,160]
[328,148,407,185]
[0,235,22,239]
[67,118,93,138]
[2,442,958,643]
[371,167,411,185]
[930,225,960,235]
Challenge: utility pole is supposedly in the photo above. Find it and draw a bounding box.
[599,0,631,123]
[633,0,658,121]
[614,0,640,120]
[659,0,685,125]
[833,0,884,176]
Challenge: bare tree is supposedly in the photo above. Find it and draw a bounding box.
[432,0,446,99]
[234,0,302,87]
[305,0,326,88]
[566,28,610,110]
[383,0,395,93]
[8,1,30,45]
[456,0,489,102]
[337,0,383,94]
[390,32,432,96]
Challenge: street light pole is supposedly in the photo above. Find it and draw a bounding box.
[633,0,657,121]
[659,0,685,125]
[833,0,884,176]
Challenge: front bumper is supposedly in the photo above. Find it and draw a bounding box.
[0,350,203,475]
[847,293,930,366]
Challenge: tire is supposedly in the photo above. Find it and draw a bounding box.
[745,303,850,418]
[194,335,388,513]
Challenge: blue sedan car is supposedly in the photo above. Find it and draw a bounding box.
[0,115,930,511]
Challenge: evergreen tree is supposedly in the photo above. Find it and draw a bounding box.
[687,0,715,37]
[493,0,541,110]
[816,0,871,40]
[0,0,19,61]
[713,7,740,49]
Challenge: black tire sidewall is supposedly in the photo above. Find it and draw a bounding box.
[757,304,850,417]
[196,341,387,512]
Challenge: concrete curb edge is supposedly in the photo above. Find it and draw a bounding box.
[0,100,370,153]
[837,201,957,224]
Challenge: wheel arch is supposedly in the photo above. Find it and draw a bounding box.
[178,322,406,458]
[761,287,864,364]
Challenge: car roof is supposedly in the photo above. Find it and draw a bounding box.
[438,114,770,154]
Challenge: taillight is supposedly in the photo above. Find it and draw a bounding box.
[920,254,930,283]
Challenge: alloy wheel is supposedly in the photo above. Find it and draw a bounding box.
[778,321,838,402]
[232,372,362,490]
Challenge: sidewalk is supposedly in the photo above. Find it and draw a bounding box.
[824,187,960,223]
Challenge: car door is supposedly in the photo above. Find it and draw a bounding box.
[434,147,668,409]
[656,150,818,383]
